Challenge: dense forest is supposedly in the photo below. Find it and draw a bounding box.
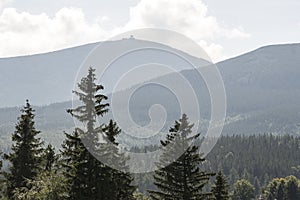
[0,68,299,200]
[132,135,300,196]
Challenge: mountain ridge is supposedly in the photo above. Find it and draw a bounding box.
[0,41,300,148]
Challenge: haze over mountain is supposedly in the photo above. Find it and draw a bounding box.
[0,40,300,149]
[0,38,209,107]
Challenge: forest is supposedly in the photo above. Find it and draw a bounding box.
[0,68,299,200]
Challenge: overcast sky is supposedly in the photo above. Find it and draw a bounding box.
[0,0,299,61]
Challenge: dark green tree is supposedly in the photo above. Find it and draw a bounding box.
[2,100,43,199]
[211,171,230,200]
[264,176,300,200]
[0,157,5,199]
[61,67,134,200]
[101,119,136,199]
[253,177,261,197]
[44,144,56,171]
[61,129,88,199]
[61,67,109,200]
[276,181,285,200]
[264,178,279,200]
[285,176,300,200]
[149,114,214,200]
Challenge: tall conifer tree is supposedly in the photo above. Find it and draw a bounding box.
[211,171,230,200]
[61,67,109,199]
[101,119,136,200]
[149,114,214,200]
[3,100,43,199]
[44,144,56,172]
[61,67,135,199]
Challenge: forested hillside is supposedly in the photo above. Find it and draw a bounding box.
[1,42,300,141]
[0,68,300,200]
[133,135,300,196]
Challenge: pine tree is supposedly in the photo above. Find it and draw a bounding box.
[212,171,230,200]
[285,176,300,200]
[0,158,5,199]
[3,100,43,199]
[228,168,239,186]
[61,129,90,199]
[61,67,135,199]
[61,67,109,199]
[276,181,285,200]
[253,176,261,197]
[102,119,136,199]
[44,144,56,171]
[149,114,214,200]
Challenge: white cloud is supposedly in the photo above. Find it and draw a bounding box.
[198,40,225,61]
[121,0,250,60]
[125,0,250,40]
[0,7,109,57]
[0,0,250,61]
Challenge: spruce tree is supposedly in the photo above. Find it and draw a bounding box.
[276,181,285,200]
[0,158,5,199]
[102,119,136,199]
[3,100,43,199]
[61,67,134,199]
[44,144,56,171]
[285,176,300,200]
[212,171,230,200]
[61,129,90,199]
[61,67,109,199]
[149,114,214,200]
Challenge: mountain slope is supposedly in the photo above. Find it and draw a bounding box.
[0,43,96,106]
[0,41,300,149]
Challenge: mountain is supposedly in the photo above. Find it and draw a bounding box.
[0,41,300,149]
[218,44,300,135]
[0,38,209,107]
[0,43,96,107]
[112,43,300,136]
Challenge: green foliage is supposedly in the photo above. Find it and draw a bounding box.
[43,144,56,171]
[61,67,110,199]
[12,171,68,200]
[211,171,230,200]
[2,100,44,199]
[263,176,300,200]
[133,192,151,200]
[61,67,135,200]
[232,179,255,200]
[0,157,6,200]
[285,176,300,200]
[149,114,214,200]
[206,134,300,188]
[60,129,90,199]
[101,120,136,199]
[0,68,299,199]
[126,134,300,196]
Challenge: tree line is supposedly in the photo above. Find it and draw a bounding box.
[0,68,299,200]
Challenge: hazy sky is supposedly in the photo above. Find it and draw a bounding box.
[0,0,299,61]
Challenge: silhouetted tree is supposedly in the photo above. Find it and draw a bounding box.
[149,114,214,200]
[44,144,56,171]
[212,171,230,200]
[61,67,134,199]
[3,100,43,199]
